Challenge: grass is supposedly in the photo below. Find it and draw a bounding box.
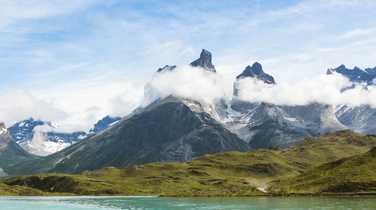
[269,147,376,195]
[1,130,376,196]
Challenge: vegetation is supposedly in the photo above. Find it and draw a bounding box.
[269,147,376,195]
[1,131,376,196]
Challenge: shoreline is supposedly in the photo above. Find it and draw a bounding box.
[1,193,376,198]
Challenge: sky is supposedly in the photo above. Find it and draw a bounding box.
[0,0,376,131]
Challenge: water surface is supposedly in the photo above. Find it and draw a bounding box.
[0,196,375,210]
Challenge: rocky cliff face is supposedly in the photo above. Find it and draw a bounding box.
[327,64,376,85]
[190,49,216,72]
[0,123,35,175]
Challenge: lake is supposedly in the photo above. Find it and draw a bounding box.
[0,196,375,210]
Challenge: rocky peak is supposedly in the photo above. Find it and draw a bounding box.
[190,49,216,72]
[157,65,177,73]
[236,62,276,84]
[327,64,376,85]
[89,115,121,133]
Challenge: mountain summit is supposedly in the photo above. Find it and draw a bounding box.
[233,62,276,96]
[236,62,276,84]
[190,49,216,72]
[327,64,376,85]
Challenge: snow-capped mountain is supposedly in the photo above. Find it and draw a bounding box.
[8,118,46,142]
[6,49,376,175]
[326,65,376,135]
[150,50,349,149]
[8,116,121,156]
[8,118,87,156]
[335,105,376,134]
[222,100,346,149]
[327,64,376,85]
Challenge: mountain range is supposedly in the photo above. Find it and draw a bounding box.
[7,116,121,156]
[1,49,376,176]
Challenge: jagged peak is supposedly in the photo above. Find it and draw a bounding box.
[157,65,177,73]
[327,64,376,85]
[236,62,276,84]
[190,49,216,72]
[248,62,263,74]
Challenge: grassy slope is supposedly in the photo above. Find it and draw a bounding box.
[1,131,376,196]
[269,147,376,194]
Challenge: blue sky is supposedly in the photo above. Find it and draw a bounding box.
[0,0,376,130]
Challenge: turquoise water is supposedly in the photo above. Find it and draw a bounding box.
[0,196,375,210]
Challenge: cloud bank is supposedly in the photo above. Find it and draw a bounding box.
[3,66,376,132]
[143,66,232,106]
[0,80,144,132]
[236,74,376,106]
[145,67,376,108]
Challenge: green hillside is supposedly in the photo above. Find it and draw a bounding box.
[269,146,376,195]
[1,131,376,196]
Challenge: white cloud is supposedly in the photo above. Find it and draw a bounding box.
[0,78,144,133]
[34,78,144,132]
[0,90,67,126]
[237,73,376,107]
[143,66,232,106]
[141,67,376,111]
[0,0,103,30]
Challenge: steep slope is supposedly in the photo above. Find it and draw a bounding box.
[227,62,347,149]
[89,115,121,133]
[12,96,249,174]
[270,146,376,194]
[0,123,36,175]
[3,131,376,196]
[190,49,216,72]
[336,105,376,134]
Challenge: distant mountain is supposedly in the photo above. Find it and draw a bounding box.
[157,65,177,73]
[190,49,216,72]
[327,64,376,85]
[89,116,121,133]
[8,118,46,142]
[0,123,35,176]
[9,116,121,156]
[8,118,87,156]
[335,105,376,134]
